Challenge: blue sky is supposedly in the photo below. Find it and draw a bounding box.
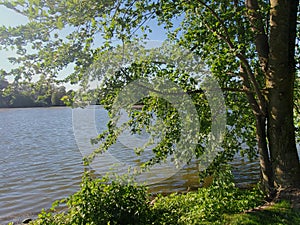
[0,5,28,26]
[0,6,28,73]
[0,5,169,85]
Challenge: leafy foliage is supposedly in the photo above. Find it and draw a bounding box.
[151,168,264,224]
[84,49,215,169]
[1,0,300,191]
[0,0,266,167]
[29,169,264,225]
[33,172,151,225]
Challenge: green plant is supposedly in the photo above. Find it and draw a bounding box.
[31,168,266,225]
[150,168,264,224]
[32,172,151,225]
[224,201,300,225]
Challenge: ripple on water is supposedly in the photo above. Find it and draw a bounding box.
[0,107,264,224]
[0,108,84,224]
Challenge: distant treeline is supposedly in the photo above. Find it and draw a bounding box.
[0,76,75,108]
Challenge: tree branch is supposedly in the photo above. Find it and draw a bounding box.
[189,0,266,115]
[1,2,27,16]
[239,65,262,115]
[196,0,236,50]
[245,0,269,73]
[237,53,267,115]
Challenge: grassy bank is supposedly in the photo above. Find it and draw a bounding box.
[224,201,300,225]
[12,171,300,225]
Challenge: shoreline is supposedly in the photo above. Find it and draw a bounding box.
[2,183,257,225]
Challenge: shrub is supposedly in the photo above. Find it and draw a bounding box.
[31,168,264,225]
[150,168,264,224]
[33,172,151,225]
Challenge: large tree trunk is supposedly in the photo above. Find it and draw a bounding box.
[245,0,275,194]
[255,115,275,195]
[267,0,300,188]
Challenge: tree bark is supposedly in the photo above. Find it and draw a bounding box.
[245,0,269,73]
[255,114,275,196]
[267,0,300,188]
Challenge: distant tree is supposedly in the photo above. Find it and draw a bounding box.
[0,76,68,107]
[10,92,35,107]
[61,89,75,106]
[8,81,35,107]
[33,75,52,106]
[51,86,66,106]
[0,76,9,107]
[0,76,8,90]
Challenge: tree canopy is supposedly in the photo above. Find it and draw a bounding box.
[0,0,299,194]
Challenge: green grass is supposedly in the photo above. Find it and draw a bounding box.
[224,201,300,225]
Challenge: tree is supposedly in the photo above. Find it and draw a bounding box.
[0,75,68,107]
[51,86,66,106]
[0,0,299,195]
[33,75,53,106]
[0,75,9,107]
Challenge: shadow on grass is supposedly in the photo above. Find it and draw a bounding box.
[224,201,300,225]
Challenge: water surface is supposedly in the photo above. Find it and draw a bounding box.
[0,107,262,224]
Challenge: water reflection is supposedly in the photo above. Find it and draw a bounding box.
[0,106,275,224]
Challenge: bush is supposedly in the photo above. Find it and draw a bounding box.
[31,168,264,225]
[150,169,264,224]
[33,172,151,225]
